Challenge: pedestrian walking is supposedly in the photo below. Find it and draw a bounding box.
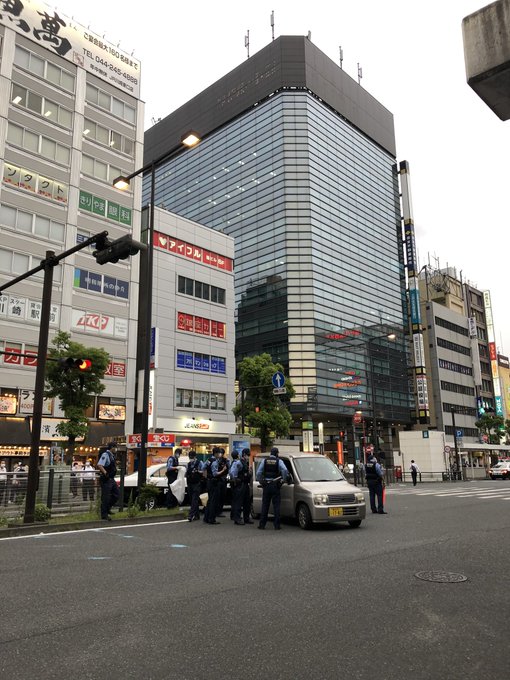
[203,447,222,524]
[256,447,288,530]
[410,459,420,486]
[216,447,229,517]
[240,448,254,524]
[165,448,181,509]
[229,451,245,525]
[97,443,119,521]
[82,459,96,501]
[0,460,7,506]
[185,451,203,521]
[365,452,386,514]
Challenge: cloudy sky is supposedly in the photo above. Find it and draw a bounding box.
[62,0,508,352]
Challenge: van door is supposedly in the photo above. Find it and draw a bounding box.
[279,458,294,518]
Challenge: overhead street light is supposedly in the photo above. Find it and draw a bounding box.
[113,129,201,492]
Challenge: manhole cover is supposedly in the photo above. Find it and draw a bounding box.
[415,570,468,583]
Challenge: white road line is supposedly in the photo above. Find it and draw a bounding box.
[0,518,189,542]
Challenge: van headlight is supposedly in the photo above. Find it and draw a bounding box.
[313,494,329,505]
[355,492,364,502]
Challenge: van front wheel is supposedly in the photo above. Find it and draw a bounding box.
[297,503,313,530]
[348,520,362,528]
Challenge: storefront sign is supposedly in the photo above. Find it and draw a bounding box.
[154,231,233,271]
[3,162,67,203]
[72,310,128,338]
[37,418,84,441]
[127,433,175,448]
[0,396,17,415]
[19,390,53,416]
[98,404,126,421]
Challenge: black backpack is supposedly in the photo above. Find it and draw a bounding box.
[187,460,202,485]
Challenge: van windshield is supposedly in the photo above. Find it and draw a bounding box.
[293,457,344,482]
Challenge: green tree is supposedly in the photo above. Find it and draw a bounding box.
[45,331,109,462]
[233,353,295,450]
[475,413,505,445]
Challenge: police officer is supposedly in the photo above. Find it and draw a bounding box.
[229,451,245,525]
[365,452,387,514]
[97,442,119,520]
[240,448,254,524]
[256,447,288,530]
[165,448,181,509]
[203,447,222,524]
[216,447,229,517]
[185,451,203,521]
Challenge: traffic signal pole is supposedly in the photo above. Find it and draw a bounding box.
[0,230,143,523]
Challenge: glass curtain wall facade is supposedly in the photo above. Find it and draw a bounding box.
[145,89,411,424]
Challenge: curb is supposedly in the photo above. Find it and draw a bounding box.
[0,511,187,538]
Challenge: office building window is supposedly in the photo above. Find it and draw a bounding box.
[175,388,226,411]
[434,317,468,337]
[177,275,226,305]
[82,154,122,184]
[0,203,65,242]
[440,381,475,396]
[85,83,136,124]
[0,248,61,281]
[7,122,70,165]
[83,118,134,156]
[14,46,75,92]
[436,337,471,356]
[10,82,73,128]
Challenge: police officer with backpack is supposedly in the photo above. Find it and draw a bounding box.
[229,451,245,525]
[240,448,254,524]
[97,442,119,521]
[256,447,288,530]
[165,448,181,509]
[185,451,203,521]
[365,452,387,514]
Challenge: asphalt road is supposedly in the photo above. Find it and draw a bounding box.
[1,480,509,680]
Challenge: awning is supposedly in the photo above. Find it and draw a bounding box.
[447,442,510,453]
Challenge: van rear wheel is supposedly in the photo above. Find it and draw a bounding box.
[348,520,362,528]
[297,503,313,530]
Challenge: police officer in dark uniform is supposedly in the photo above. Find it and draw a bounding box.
[185,451,203,521]
[365,452,387,514]
[240,448,254,524]
[203,447,221,524]
[256,447,288,530]
[216,447,229,517]
[229,451,244,525]
[165,448,181,509]
[97,442,119,521]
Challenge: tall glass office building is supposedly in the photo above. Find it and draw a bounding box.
[144,36,412,448]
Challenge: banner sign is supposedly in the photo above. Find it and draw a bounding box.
[154,231,233,272]
[0,0,140,97]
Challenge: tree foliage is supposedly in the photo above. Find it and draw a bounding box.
[475,413,505,445]
[45,331,109,460]
[233,353,295,450]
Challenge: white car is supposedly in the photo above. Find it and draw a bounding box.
[115,463,188,505]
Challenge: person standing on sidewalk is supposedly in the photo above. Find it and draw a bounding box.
[240,448,254,524]
[97,443,119,521]
[229,451,245,525]
[365,452,386,514]
[82,459,96,501]
[0,460,7,506]
[165,448,181,509]
[256,447,288,530]
[410,460,420,486]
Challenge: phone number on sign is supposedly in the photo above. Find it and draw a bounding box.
[95,57,138,84]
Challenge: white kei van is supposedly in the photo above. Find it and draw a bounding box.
[252,452,366,529]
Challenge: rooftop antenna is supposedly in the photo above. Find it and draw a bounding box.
[270,10,275,41]
[357,63,363,84]
[307,31,312,41]
[339,46,344,69]
[245,30,250,59]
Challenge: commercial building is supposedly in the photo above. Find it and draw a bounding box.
[417,266,505,466]
[127,208,236,464]
[0,2,143,465]
[143,35,413,463]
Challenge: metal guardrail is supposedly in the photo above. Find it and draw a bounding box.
[0,469,102,520]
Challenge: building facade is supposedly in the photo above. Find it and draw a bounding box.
[143,36,413,462]
[129,208,236,463]
[0,2,143,466]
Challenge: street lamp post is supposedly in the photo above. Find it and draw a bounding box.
[112,131,201,491]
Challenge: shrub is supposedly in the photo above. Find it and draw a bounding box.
[34,503,51,522]
[137,483,161,511]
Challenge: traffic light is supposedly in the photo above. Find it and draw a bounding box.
[93,234,147,265]
[58,358,92,371]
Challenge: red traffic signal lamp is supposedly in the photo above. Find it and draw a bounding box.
[58,357,92,371]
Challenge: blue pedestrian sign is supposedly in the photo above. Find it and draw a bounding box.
[272,371,285,388]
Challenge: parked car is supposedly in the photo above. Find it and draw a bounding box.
[252,452,366,529]
[489,461,510,480]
